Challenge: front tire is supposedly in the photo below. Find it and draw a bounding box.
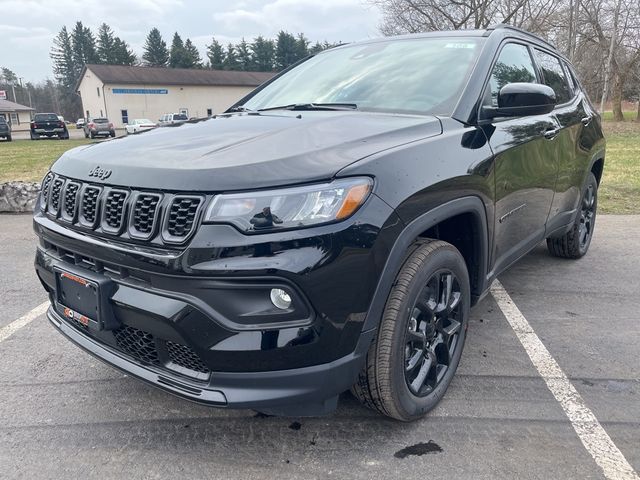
[547,172,598,259]
[352,239,470,421]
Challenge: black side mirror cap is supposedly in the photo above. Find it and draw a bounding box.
[483,83,556,119]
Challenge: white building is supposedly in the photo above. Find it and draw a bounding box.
[76,64,275,128]
[0,99,34,131]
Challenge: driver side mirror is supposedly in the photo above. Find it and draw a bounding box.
[483,83,556,119]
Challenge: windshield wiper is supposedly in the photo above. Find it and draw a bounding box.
[258,103,358,112]
[226,105,257,113]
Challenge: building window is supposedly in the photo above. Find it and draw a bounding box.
[207,108,212,117]
[97,87,100,97]
[121,109,128,125]
[10,112,19,125]
[179,108,188,116]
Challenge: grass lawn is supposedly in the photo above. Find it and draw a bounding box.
[1,117,638,213]
[0,138,93,184]
[602,110,638,121]
[599,120,640,214]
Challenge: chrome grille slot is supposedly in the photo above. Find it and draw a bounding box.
[102,190,128,232]
[164,196,202,241]
[40,173,54,211]
[80,186,101,225]
[48,178,64,215]
[62,182,80,221]
[131,193,161,238]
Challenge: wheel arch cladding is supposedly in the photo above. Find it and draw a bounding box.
[362,196,489,331]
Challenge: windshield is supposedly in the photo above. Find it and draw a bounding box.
[174,114,188,120]
[244,37,484,115]
[138,119,153,124]
[34,114,59,122]
[93,118,109,123]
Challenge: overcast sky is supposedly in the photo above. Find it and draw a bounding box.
[0,0,382,83]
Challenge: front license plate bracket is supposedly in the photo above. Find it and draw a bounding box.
[54,266,118,331]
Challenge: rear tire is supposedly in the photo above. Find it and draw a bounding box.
[30,131,37,140]
[547,172,598,259]
[6,135,11,142]
[352,239,470,421]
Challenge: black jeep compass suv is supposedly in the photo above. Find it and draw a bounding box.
[34,25,605,421]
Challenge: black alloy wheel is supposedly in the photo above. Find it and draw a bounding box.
[404,270,463,396]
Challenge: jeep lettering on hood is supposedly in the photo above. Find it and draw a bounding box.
[87,166,112,180]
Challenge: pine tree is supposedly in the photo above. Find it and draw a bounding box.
[97,23,116,64]
[236,38,253,71]
[251,36,275,71]
[184,39,203,68]
[206,38,225,70]
[71,21,98,70]
[295,33,310,61]
[309,41,324,55]
[51,26,78,90]
[114,38,137,65]
[275,31,298,70]
[142,28,169,67]
[223,43,239,70]
[169,32,187,68]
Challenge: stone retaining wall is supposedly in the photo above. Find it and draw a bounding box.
[0,182,41,213]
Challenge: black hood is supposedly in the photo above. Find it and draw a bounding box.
[52,111,442,191]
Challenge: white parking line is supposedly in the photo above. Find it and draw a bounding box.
[491,280,639,480]
[0,302,49,343]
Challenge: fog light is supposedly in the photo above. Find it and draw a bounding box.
[270,288,292,310]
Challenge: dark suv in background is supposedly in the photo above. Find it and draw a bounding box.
[0,116,11,141]
[34,25,604,421]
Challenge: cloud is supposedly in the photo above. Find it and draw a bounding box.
[0,0,380,81]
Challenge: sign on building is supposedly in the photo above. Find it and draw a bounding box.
[0,90,6,100]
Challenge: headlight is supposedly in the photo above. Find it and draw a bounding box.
[204,177,372,233]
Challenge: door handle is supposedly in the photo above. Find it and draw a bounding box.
[543,127,559,140]
[581,116,591,126]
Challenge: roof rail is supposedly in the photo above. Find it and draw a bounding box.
[485,23,556,49]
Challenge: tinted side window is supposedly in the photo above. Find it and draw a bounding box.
[486,43,537,107]
[534,49,572,104]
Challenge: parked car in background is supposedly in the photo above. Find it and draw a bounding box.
[30,113,69,140]
[0,116,11,141]
[84,118,116,139]
[125,119,157,135]
[76,118,86,129]
[158,113,188,126]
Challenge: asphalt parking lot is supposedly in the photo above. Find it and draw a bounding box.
[0,214,638,479]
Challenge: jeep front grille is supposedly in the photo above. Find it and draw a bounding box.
[39,174,204,246]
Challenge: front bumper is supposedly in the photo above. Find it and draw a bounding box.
[48,306,374,415]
